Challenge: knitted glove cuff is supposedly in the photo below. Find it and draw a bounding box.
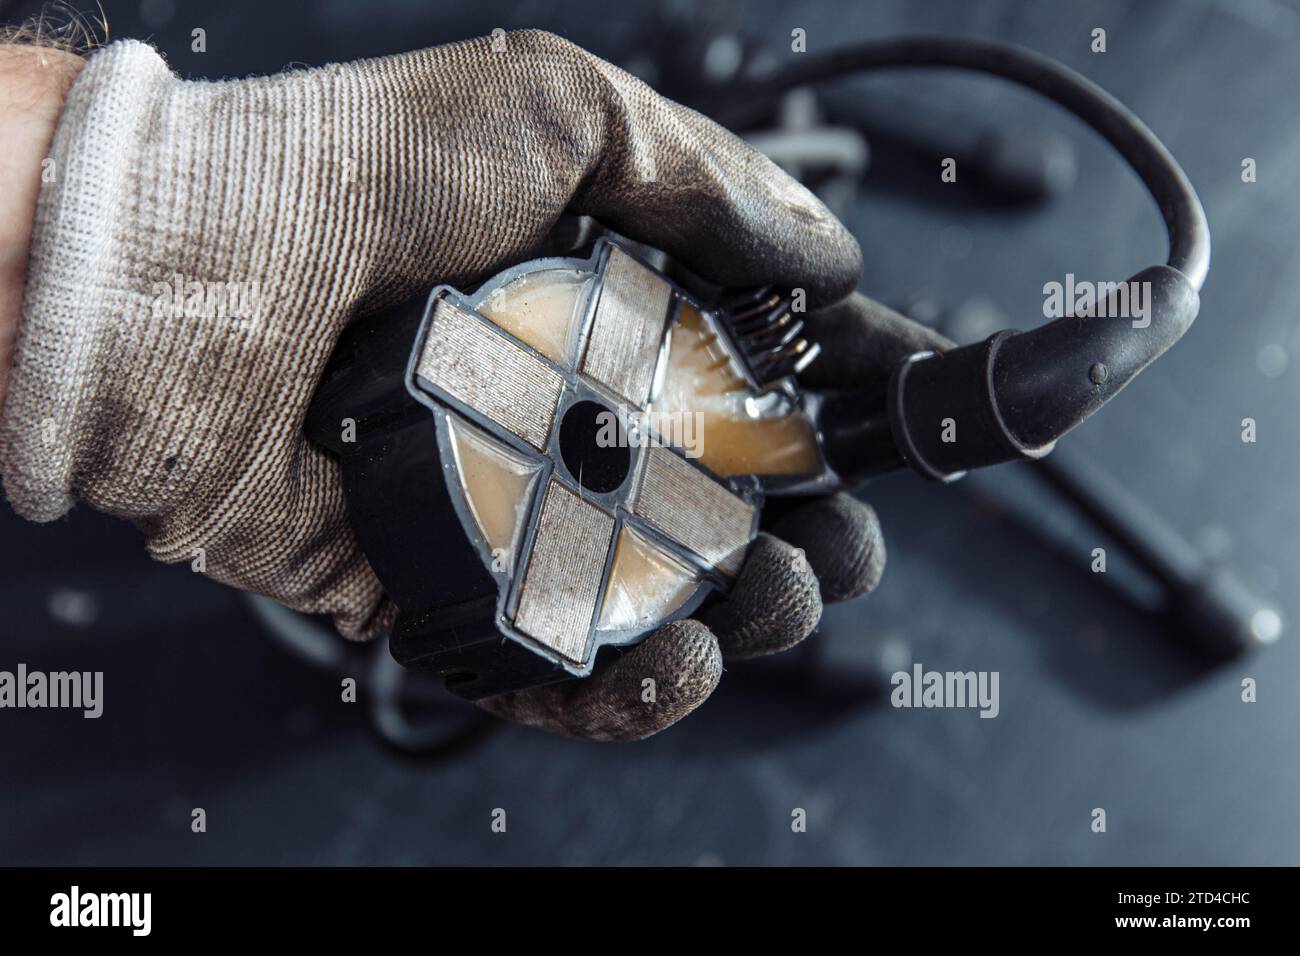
[1,41,175,524]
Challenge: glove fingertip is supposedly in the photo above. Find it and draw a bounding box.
[478,618,721,742]
[704,532,823,660]
[770,493,886,604]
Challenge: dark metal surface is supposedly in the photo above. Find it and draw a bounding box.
[2,0,1299,864]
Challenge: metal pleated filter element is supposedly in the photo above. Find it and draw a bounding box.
[405,239,829,678]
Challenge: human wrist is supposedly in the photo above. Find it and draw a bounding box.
[0,45,83,419]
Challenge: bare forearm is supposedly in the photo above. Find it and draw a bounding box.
[0,45,82,417]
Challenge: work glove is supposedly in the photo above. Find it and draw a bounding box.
[0,29,945,740]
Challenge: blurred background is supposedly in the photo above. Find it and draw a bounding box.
[2,0,1299,865]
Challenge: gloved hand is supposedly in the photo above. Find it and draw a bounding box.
[0,29,944,740]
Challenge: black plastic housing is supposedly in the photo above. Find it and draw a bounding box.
[305,295,574,700]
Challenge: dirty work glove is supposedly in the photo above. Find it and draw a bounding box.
[0,29,937,740]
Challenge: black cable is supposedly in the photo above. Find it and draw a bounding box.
[715,36,1209,291]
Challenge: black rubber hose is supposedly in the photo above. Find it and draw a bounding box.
[713,36,1209,289]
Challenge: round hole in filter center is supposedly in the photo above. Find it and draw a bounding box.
[559,400,631,494]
